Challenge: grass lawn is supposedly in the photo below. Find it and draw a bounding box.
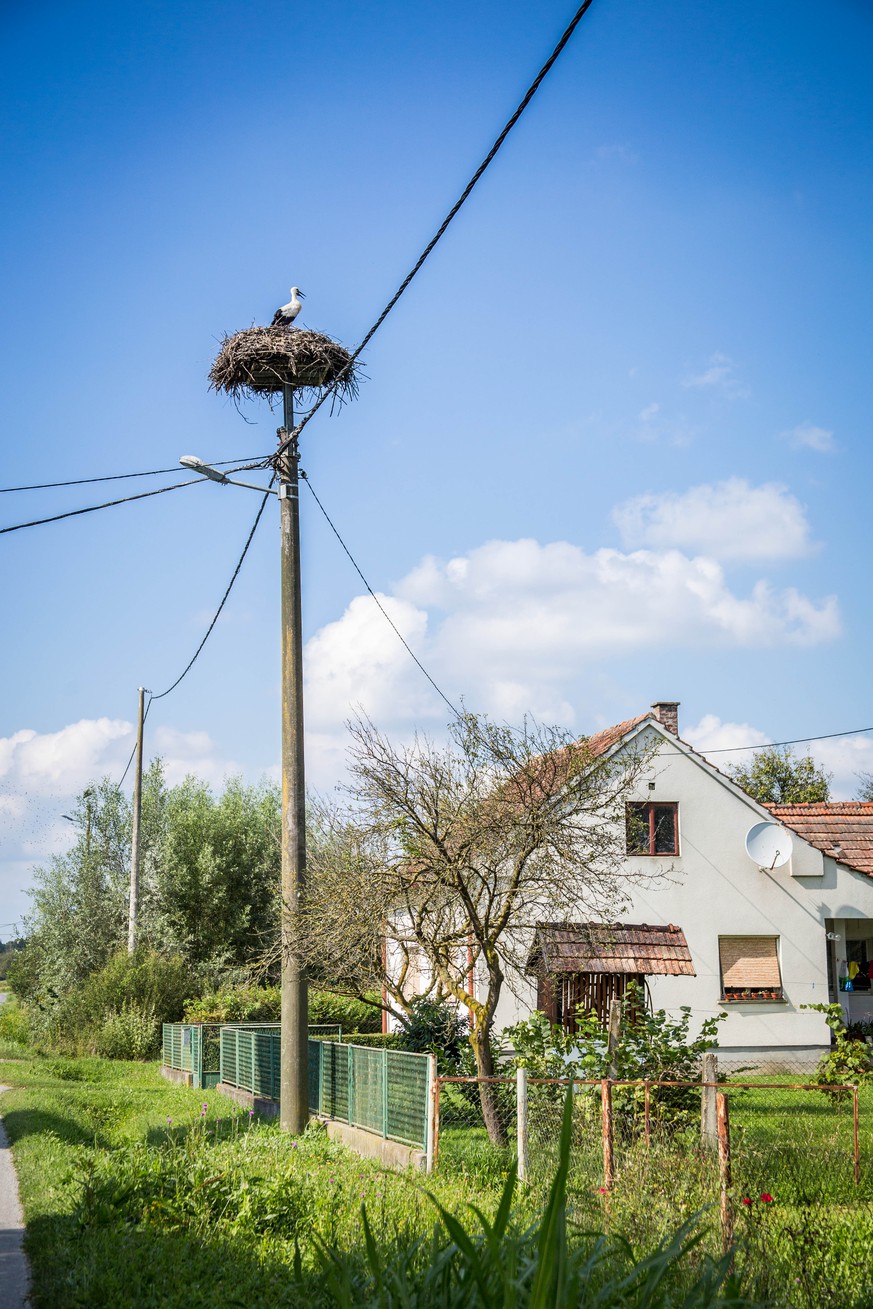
[0,1054,763,1309]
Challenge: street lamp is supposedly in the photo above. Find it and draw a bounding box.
[180,399,309,1134]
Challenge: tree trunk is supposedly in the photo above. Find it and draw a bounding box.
[470,1025,507,1147]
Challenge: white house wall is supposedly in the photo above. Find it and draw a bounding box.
[488,723,873,1059]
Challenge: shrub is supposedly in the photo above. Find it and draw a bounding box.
[803,1002,873,1099]
[184,985,384,1032]
[95,1002,160,1060]
[0,994,31,1046]
[397,996,468,1073]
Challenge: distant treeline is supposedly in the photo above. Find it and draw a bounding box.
[0,937,26,981]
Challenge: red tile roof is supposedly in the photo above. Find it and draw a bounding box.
[528,922,696,976]
[585,714,651,758]
[767,803,873,877]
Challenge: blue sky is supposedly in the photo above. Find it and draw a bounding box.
[1,0,872,927]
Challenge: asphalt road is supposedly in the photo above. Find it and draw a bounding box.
[0,1088,29,1308]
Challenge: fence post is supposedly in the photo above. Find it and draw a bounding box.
[701,1051,718,1151]
[643,1079,651,1148]
[717,1091,733,1254]
[606,998,621,1081]
[516,1066,529,1183]
[382,1046,388,1139]
[854,1084,860,1185]
[425,1054,437,1174]
[601,1078,614,1190]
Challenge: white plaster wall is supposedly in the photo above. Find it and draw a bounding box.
[486,724,873,1053]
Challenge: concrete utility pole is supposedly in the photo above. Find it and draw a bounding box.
[127,686,145,954]
[278,385,309,1133]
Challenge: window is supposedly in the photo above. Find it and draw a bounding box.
[625,802,678,855]
[719,936,783,1001]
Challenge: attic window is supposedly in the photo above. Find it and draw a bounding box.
[719,936,783,1002]
[626,802,678,855]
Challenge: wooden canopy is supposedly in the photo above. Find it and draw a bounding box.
[527,922,696,978]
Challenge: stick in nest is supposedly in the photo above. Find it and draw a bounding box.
[209,325,359,405]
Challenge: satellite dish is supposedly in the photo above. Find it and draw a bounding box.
[745,821,793,871]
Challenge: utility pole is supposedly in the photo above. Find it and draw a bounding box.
[127,686,145,954]
[278,384,309,1133]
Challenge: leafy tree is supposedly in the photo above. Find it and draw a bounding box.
[726,746,831,804]
[856,773,873,802]
[297,712,651,1145]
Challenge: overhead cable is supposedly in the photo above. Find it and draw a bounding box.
[0,455,270,495]
[150,487,273,702]
[274,0,597,461]
[0,478,204,535]
[700,726,873,754]
[301,473,462,719]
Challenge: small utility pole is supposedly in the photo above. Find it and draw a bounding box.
[127,686,145,954]
[278,385,309,1133]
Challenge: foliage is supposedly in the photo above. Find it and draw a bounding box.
[300,711,652,1143]
[183,985,383,1032]
[95,1002,159,1060]
[507,986,723,1121]
[0,936,26,980]
[0,992,31,1055]
[803,1003,873,1099]
[397,995,469,1073]
[16,766,283,1050]
[857,772,873,802]
[726,746,831,805]
[30,948,199,1055]
[1,1056,758,1308]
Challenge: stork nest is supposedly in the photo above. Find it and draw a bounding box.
[209,326,359,403]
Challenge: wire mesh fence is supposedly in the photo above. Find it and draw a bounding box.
[433,1070,873,1307]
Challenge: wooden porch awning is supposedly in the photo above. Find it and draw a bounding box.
[527,922,696,977]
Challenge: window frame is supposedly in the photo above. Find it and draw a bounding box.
[625,801,679,856]
[718,934,784,1003]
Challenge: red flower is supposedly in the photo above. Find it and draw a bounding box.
[741,1197,753,1206]
[598,1187,609,1194]
[760,1193,774,1203]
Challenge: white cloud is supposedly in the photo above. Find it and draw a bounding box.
[784,422,836,454]
[613,478,815,562]
[682,352,749,398]
[0,717,238,923]
[684,714,770,755]
[300,536,840,784]
[685,715,873,801]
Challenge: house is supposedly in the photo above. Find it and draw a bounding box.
[490,702,873,1069]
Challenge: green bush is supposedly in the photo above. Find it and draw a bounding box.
[397,995,468,1073]
[95,1002,160,1060]
[184,984,384,1032]
[803,1002,873,1099]
[0,994,31,1046]
[339,1032,402,1048]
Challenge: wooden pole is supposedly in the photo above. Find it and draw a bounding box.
[432,1076,442,1170]
[516,1066,529,1183]
[127,687,145,954]
[717,1091,733,1254]
[854,1084,860,1185]
[278,387,309,1133]
[643,1079,651,1148]
[701,1051,718,1151]
[606,996,621,1081]
[426,1054,437,1174]
[601,1078,614,1190]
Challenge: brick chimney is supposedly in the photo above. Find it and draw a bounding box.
[651,701,680,736]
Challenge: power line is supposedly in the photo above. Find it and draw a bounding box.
[0,455,270,495]
[273,0,597,462]
[301,472,461,719]
[0,478,204,535]
[151,487,273,702]
[700,727,873,755]
[114,488,272,788]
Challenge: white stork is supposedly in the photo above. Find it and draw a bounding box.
[271,287,305,328]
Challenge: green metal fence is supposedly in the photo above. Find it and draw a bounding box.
[161,1023,221,1089]
[218,1030,431,1151]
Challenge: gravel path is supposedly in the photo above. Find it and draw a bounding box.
[0,1087,30,1307]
